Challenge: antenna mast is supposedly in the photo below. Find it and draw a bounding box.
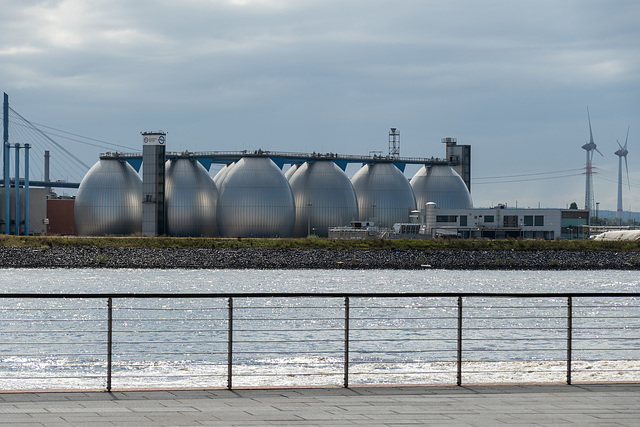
[388,128,400,158]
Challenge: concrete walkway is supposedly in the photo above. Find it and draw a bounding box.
[0,383,638,426]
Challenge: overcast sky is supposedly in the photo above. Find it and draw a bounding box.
[2,0,639,210]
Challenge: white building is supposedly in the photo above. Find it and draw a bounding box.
[420,204,589,239]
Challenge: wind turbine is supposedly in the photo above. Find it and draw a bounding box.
[582,107,603,212]
[615,126,630,217]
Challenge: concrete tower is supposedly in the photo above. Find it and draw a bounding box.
[442,137,471,192]
[142,132,166,236]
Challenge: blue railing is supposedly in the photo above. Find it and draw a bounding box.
[0,293,638,391]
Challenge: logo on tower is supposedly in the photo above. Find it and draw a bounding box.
[141,132,167,146]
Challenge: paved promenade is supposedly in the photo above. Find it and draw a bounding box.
[0,383,638,426]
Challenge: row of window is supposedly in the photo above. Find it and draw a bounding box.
[435,214,544,227]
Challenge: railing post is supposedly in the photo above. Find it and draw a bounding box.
[457,296,463,386]
[567,296,572,385]
[107,297,113,392]
[344,296,350,388]
[228,297,233,390]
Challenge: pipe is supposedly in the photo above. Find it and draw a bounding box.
[25,144,29,235]
[44,150,50,196]
[3,93,9,234]
[14,143,19,235]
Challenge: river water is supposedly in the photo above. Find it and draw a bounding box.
[0,268,638,390]
[0,268,638,293]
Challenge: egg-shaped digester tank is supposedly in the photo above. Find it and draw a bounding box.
[284,163,300,181]
[213,162,235,187]
[288,160,359,237]
[216,156,295,237]
[351,162,417,228]
[74,156,142,236]
[410,165,473,215]
[165,157,219,237]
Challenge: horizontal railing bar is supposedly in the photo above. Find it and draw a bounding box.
[3,292,640,298]
[232,328,340,332]
[115,307,227,310]
[0,331,106,335]
[3,353,106,357]
[113,330,222,333]
[349,328,458,331]
[348,338,458,342]
[231,350,344,355]
[113,317,224,321]
[113,353,226,357]
[0,318,104,321]
[0,307,105,310]
[228,318,342,322]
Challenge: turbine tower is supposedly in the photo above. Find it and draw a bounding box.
[582,107,603,212]
[615,126,630,218]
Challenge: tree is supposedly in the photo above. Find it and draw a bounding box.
[569,202,578,209]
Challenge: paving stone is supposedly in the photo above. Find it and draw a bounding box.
[0,384,638,426]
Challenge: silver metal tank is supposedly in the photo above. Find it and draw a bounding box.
[288,160,359,237]
[74,157,142,236]
[165,157,219,237]
[351,162,417,228]
[216,156,295,237]
[284,163,300,181]
[410,165,473,215]
[213,162,235,187]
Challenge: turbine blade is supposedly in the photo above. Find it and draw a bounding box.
[587,106,594,143]
[625,156,630,190]
[624,125,630,149]
[617,139,623,150]
[595,147,604,157]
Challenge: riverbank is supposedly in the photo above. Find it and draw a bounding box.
[0,246,638,269]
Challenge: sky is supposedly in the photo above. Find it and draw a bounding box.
[1,0,639,211]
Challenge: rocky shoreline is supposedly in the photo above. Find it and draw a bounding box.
[0,247,638,269]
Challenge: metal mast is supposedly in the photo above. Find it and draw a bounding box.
[388,128,400,158]
[614,126,630,217]
[582,107,602,212]
[3,93,9,234]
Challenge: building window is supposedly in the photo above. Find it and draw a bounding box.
[436,215,457,223]
[535,215,544,226]
[503,215,518,227]
[484,215,494,223]
[524,215,533,226]
[460,216,467,226]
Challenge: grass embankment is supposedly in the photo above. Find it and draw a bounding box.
[0,235,638,251]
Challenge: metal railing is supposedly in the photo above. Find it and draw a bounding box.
[0,292,638,391]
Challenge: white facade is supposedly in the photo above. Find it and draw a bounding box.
[0,187,47,235]
[422,206,563,239]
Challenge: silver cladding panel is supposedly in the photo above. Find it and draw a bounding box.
[216,157,295,237]
[213,163,235,187]
[288,160,359,237]
[351,163,417,228]
[284,164,299,181]
[165,158,219,237]
[74,158,142,236]
[411,165,473,211]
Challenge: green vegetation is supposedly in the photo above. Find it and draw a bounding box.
[0,235,638,251]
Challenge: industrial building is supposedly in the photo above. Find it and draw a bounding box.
[71,131,477,238]
[417,204,589,240]
[0,188,47,235]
